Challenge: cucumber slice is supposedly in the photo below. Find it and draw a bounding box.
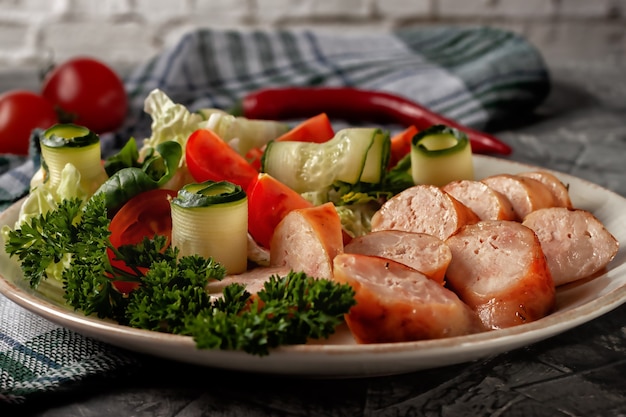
[171,181,248,274]
[262,128,390,193]
[40,123,108,194]
[356,129,390,184]
[410,125,474,186]
[41,123,99,148]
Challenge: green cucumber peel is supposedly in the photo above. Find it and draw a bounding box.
[411,125,469,157]
[172,181,246,208]
[41,124,99,148]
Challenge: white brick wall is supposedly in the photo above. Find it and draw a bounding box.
[0,0,625,71]
[438,0,557,18]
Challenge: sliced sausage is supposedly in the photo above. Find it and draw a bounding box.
[522,207,619,286]
[270,202,343,279]
[518,171,573,208]
[247,233,270,266]
[207,265,292,297]
[344,230,451,284]
[445,220,556,330]
[481,174,556,220]
[442,179,516,221]
[332,253,484,343]
[371,184,480,241]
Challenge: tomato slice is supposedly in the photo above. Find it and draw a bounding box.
[274,112,335,143]
[108,188,177,293]
[388,125,418,169]
[186,128,258,190]
[244,146,264,172]
[247,173,313,249]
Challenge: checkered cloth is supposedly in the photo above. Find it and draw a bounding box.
[0,25,550,404]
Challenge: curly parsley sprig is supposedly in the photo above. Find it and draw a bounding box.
[189,272,357,356]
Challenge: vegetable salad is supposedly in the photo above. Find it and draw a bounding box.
[2,88,474,355]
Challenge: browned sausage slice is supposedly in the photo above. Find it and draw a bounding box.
[247,233,270,266]
[371,184,480,240]
[481,174,556,220]
[445,220,556,330]
[270,202,343,279]
[333,253,484,343]
[518,171,573,208]
[442,179,516,221]
[344,230,451,284]
[207,266,292,297]
[522,207,619,286]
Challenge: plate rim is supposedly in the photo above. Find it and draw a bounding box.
[1,154,625,377]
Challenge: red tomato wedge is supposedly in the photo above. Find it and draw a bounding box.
[108,188,177,293]
[247,173,313,249]
[245,146,264,172]
[388,125,418,168]
[186,128,258,190]
[274,112,335,143]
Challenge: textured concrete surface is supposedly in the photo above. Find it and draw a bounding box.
[2,25,626,417]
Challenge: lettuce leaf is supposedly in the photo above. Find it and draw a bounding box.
[141,88,205,158]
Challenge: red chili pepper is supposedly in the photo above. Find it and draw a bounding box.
[240,87,512,155]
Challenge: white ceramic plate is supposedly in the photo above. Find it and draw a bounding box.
[1,155,625,378]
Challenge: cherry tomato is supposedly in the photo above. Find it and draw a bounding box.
[107,188,177,293]
[41,57,128,134]
[247,173,313,249]
[186,128,258,190]
[0,90,58,155]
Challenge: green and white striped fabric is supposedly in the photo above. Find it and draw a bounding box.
[0,25,550,404]
[0,299,140,405]
[119,25,549,145]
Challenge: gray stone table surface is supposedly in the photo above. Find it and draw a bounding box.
[1,41,626,417]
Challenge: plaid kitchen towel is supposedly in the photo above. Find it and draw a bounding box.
[0,25,550,404]
[118,24,550,146]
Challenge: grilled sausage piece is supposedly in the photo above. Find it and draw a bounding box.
[333,253,484,343]
[522,207,619,286]
[344,230,451,284]
[270,202,343,279]
[481,174,556,220]
[518,171,573,208]
[247,233,270,266]
[445,220,556,330]
[442,179,516,221]
[207,266,292,297]
[370,184,480,241]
